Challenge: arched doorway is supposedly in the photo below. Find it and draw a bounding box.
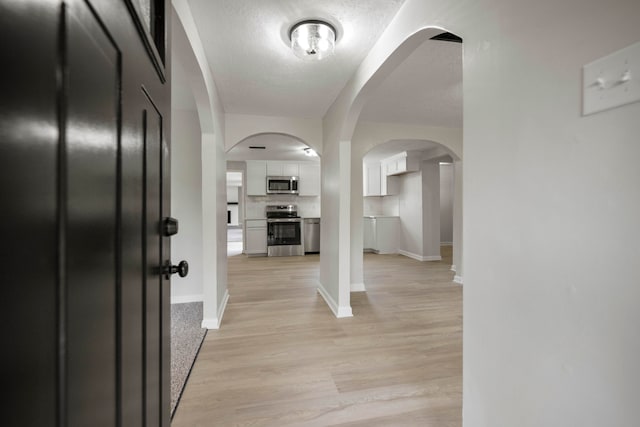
[347,32,464,296]
[356,138,461,291]
[224,132,323,310]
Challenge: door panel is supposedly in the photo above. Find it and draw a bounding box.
[143,94,164,426]
[0,1,59,425]
[65,1,120,425]
[1,0,171,425]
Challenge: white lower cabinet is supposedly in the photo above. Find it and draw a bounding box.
[245,219,267,256]
[363,216,398,254]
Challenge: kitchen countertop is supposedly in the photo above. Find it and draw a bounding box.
[363,215,399,218]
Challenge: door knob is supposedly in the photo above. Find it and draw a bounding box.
[164,260,189,279]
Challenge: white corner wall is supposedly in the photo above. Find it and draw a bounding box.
[173,0,228,329]
[398,172,422,256]
[170,109,203,303]
[332,0,640,425]
[459,1,640,424]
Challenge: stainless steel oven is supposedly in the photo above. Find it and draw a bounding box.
[266,205,303,256]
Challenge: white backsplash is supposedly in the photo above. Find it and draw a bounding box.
[363,195,399,216]
[246,194,321,219]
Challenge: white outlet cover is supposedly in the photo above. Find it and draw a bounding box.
[583,40,640,116]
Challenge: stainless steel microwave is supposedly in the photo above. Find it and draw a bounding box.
[267,176,299,195]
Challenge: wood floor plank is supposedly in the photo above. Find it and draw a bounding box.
[171,248,462,426]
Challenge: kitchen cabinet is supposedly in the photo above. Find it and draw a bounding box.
[299,163,320,196]
[247,160,318,196]
[364,162,398,196]
[267,161,299,177]
[246,160,266,196]
[362,216,399,254]
[363,163,381,196]
[381,174,399,196]
[383,151,420,176]
[245,219,267,255]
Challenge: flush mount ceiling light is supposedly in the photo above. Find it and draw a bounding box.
[304,147,318,157]
[289,20,337,61]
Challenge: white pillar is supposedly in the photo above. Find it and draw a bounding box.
[421,161,441,260]
[452,159,463,283]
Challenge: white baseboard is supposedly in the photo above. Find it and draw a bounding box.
[171,294,204,304]
[317,283,353,318]
[398,249,442,262]
[453,275,464,285]
[351,282,366,292]
[201,289,230,330]
[450,265,456,272]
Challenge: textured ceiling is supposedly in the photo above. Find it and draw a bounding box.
[359,39,463,127]
[187,0,406,118]
[226,133,321,162]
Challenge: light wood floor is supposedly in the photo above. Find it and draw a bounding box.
[172,248,462,426]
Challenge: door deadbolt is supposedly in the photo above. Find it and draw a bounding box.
[163,217,179,236]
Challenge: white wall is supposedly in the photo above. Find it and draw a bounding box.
[325,0,640,424]
[363,196,399,217]
[395,162,441,261]
[398,171,422,255]
[245,195,320,219]
[173,0,228,329]
[440,163,454,243]
[459,1,640,424]
[225,113,323,155]
[170,109,203,303]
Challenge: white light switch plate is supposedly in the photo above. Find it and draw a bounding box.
[583,40,640,116]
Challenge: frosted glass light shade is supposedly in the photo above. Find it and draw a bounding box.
[289,20,336,61]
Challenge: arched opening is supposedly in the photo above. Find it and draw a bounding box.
[225,132,323,302]
[360,139,460,289]
[347,30,464,298]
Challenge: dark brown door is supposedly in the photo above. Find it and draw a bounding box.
[1,0,172,425]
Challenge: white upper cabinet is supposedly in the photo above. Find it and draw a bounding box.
[246,160,266,196]
[267,161,299,177]
[363,162,381,196]
[299,163,320,196]
[246,160,318,197]
[363,162,398,196]
[383,151,420,176]
[381,174,399,196]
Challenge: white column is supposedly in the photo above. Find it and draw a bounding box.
[421,161,441,260]
[452,159,463,283]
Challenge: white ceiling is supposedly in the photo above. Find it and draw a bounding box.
[174,1,463,164]
[363,139,452,163]
[186,0,406,118]
[226,133,320,162]
[359,39,463,128]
